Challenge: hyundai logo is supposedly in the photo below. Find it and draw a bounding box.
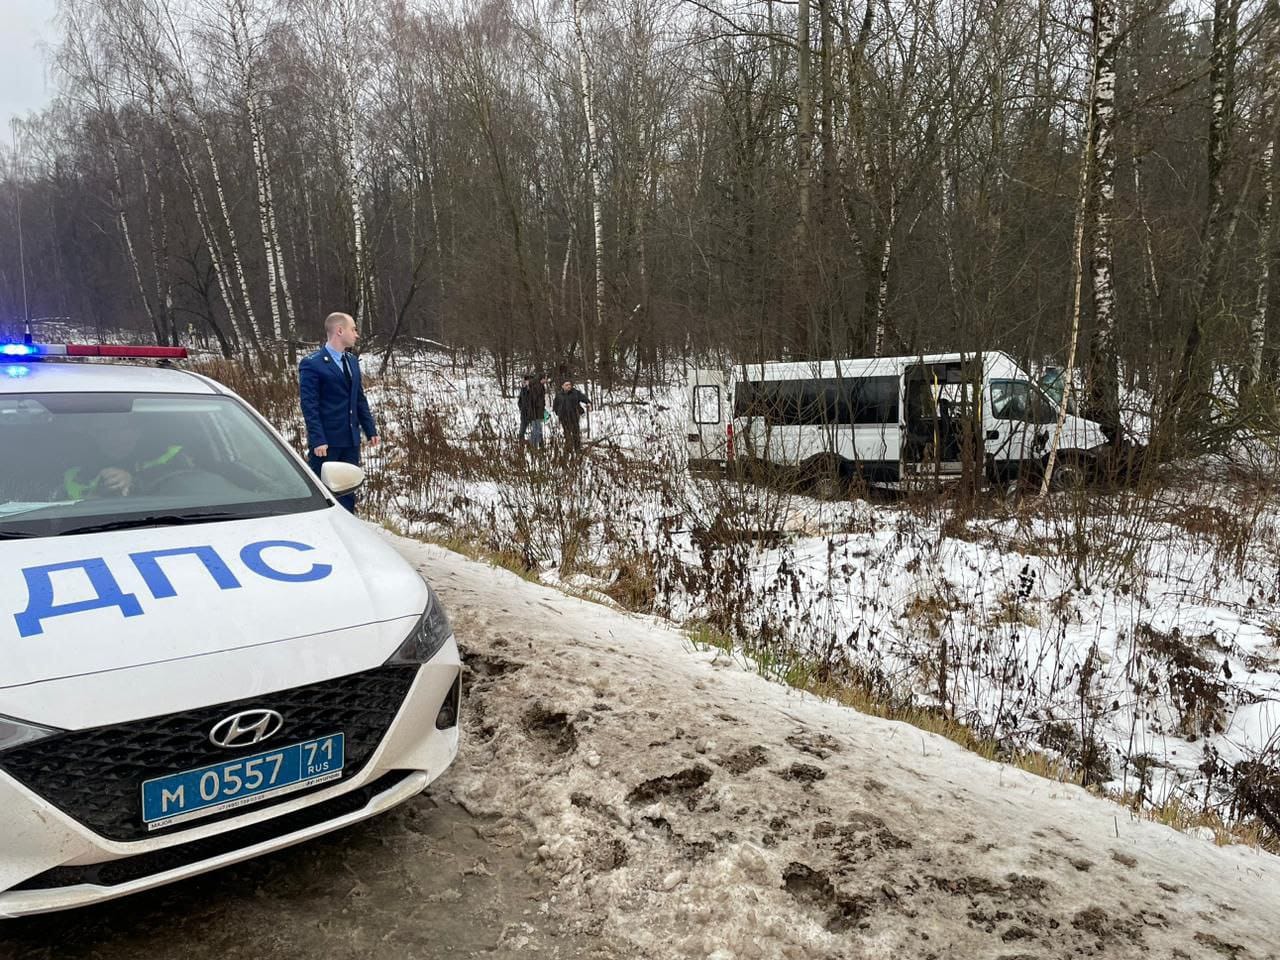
[209,709,284,749]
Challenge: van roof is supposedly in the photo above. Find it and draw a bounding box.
[734,351,1021,380]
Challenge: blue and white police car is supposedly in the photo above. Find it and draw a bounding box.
[0,342,461,916]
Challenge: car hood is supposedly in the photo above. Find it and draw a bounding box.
[0,507,428,692]
[1060,413,1110,451]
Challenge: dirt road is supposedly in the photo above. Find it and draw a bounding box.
[0,792,610,960]
[3,532,1279,959]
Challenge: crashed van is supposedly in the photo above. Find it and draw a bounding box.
[687,351,1109,495]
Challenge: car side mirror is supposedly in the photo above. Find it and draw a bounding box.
[320,461,366,496]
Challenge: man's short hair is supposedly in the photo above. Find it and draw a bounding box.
[325,312,353,336]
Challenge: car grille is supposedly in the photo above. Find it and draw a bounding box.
[0,665,419,842]
[11,771,418,890]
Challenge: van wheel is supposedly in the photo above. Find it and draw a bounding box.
[1049,456,1089,492]
[801,457,848,501]
[811,475,847,502]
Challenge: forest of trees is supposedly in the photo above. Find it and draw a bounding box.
[0,0,1277,443]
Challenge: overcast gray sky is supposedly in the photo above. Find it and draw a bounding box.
[2,0,58,131]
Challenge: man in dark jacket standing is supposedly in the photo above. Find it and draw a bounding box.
[517,373,546,447]
[552,379,591,454]
[299,311,379,513]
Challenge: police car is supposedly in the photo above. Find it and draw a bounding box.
[0,342,461,916]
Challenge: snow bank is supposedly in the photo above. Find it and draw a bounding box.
[386,531,1280,959]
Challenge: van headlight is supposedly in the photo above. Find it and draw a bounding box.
[0,714,62,753]
[385,587,453,665]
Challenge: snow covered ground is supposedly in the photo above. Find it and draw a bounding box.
[390,529,1280,959]
[311,358,1280,827]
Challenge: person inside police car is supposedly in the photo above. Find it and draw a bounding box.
[63,418,194,499]
[299,311,379,513]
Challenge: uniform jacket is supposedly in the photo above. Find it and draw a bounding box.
[299,348,377,451]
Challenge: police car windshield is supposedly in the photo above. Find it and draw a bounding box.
[0,393,327,537]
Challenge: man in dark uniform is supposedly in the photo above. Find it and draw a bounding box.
[298,312,379,513]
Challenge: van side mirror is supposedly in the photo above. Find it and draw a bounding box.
[319,461,366,496]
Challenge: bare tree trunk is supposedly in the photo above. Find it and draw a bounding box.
[1127,22,1159,386]
[424,159,447,341]
[148,69,251,356]
[1087,0,1121,442]
[836,0,875,352]
[818,0,834,208]
[1248,0,1280,387]
[792,0,813,354]
[1172,0,1238,427]
[872,181,895,356]
[797,0,813,229]
[110,134,163,345]
[941,149,961,330]
[571,0,606,379]
[140,136,173,346]
[1042,26,1101,496]
[231,0,297,352]
[303,175,322,325]
[1251,135,1274,385]
[226,0,285,344]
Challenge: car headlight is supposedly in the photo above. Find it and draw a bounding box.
[385,586,453,665]
[0,714,62,753]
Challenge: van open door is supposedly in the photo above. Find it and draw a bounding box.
[901,358,982,483]
[687,369,729,472]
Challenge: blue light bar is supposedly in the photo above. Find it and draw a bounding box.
[1,343,38,357]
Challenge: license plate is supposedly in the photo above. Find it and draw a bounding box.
[141,733,345,831]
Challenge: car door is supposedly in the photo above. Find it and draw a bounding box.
[687,369,728,464]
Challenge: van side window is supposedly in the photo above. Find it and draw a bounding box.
[852,377,899,424]
[735,377,898,425]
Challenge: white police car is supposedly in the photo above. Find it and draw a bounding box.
[0,342,460,916]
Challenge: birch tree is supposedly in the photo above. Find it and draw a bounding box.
[1247,0,1280,387]
[293,0,375,328]
[570,0,607,377]
[148,0,262,346]
[108,0,251,353]
[1086,0,1121,442]
[214,0,297,346]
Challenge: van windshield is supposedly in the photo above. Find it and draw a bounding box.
[0,393,326,538]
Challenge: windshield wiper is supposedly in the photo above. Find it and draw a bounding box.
[0,530,39,540]
[54,511,267,537]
